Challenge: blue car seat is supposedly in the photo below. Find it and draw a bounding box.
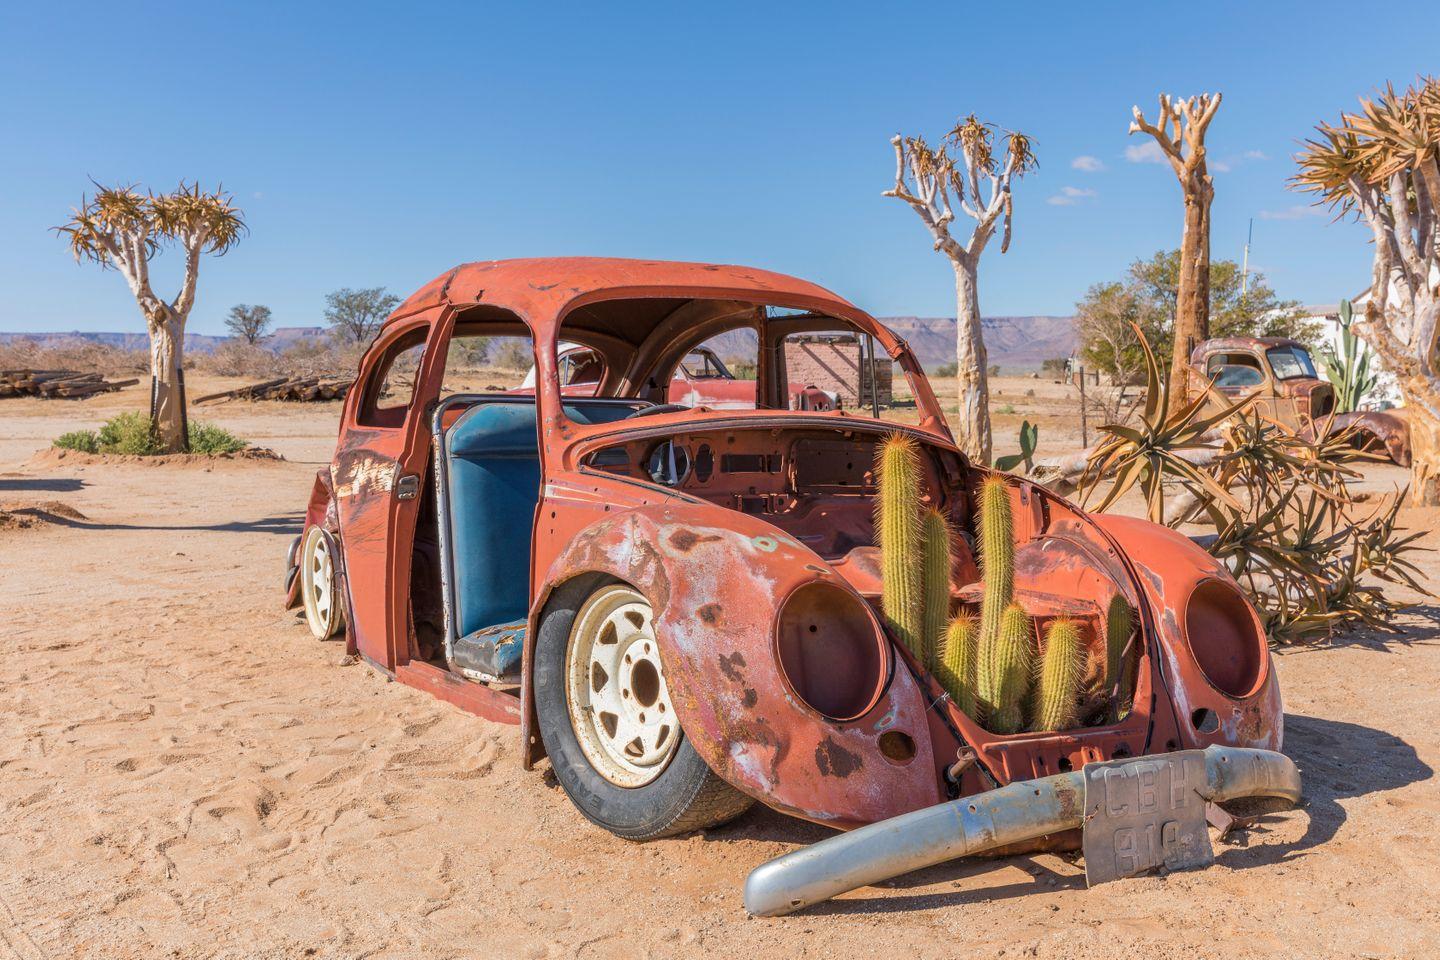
[438,397,637,678]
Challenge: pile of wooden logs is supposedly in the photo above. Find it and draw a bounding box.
[0,369,140,399]
[193,376,355,405]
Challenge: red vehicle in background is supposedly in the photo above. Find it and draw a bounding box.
[525,343,838,411]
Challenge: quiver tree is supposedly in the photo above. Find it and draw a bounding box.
[1128,93,1222,418]
[1295,77,1440,503]
[225,304,273,345]
[885,116,1037,463]
[56,183,245,452]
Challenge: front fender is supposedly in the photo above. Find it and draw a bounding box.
[533,502,942,828]
[1094,514,1283,752]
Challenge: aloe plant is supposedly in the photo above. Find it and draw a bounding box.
[1318,300,1378,414]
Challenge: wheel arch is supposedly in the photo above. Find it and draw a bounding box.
[1092,514,1283,752]
[521,503,943,829]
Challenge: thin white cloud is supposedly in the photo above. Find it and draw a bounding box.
[1244,149,1268,161]
[1071,155,1105,172]
[1047,186,1099,206]
[1211,159,1232,173]
[1123,141,1168,164]
[1259,205,1322,221]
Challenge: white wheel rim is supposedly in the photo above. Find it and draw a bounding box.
[301,528,338,639]
[565,585,680,787]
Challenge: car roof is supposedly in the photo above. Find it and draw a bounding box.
[389,257,859,334]
[1193,336,1309,359]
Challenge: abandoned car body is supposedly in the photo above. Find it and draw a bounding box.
[284,257,1300,911]
[1191,335,1411,465]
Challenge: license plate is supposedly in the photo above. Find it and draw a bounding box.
[1081,750,1213,886]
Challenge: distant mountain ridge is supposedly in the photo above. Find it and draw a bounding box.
[0,327,331,354]
[1,315,1078,372]
[878,316,1078,371]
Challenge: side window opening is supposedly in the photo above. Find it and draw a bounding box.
[357,327,428,428]
[440,333,535,398]
[1205,352,1265,389]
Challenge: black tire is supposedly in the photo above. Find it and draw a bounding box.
[534,575,754,840]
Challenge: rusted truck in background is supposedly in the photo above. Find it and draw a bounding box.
[1192,335,1410,465]
[284,257,1300,914]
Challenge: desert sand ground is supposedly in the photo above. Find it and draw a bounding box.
[2,377,1439,959]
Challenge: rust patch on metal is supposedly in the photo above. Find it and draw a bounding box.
[815,738,862,778]
[669,529,721,552]
[718,651,746,682]
[697,602,723,625]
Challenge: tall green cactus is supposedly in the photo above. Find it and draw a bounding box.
[920,508,953,673]
[939,613,979,717]
[1031,618,1083,732]
[976,475,1027,728]
[1318,299,1378,414]
[984,603,1033,734]
[1106,595,1136,722]
[876,434,924,661]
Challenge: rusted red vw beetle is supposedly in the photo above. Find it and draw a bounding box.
[285,258,1299,913]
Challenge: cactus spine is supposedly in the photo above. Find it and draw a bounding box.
[976,476,1028,729]
[1031,618,1084,732]
[939,613,979,717]
[984,603,1033,734]
[1106,594,1136,721]
[876,434,924,661]
[920,508,953,673]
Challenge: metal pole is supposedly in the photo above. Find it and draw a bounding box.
[865,335,880,418]
[1240,218,1253,300]
[1079,362,1088,448]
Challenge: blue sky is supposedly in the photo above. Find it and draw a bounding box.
[1,1,1436,336]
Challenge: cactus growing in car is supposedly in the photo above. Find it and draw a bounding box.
[920,507,954,672]
[1106,594,1136,721]
[984,603,1034,734]
[876,434,924,661]
[976,475,1027,728]
[1031,618,1083,731]
[939,613,979,717]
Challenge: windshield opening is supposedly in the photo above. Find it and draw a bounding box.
[1266,345,1317,380]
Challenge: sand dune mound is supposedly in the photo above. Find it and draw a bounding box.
[0,499,87,530]
[29,446,285,468]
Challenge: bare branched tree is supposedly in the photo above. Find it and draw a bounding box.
[225,304,273,345]
[1128,93,1222,418]
[56,183,245,452]
[324,287,401,344]
[885,116,1037,463]
[1295,77,1440,503]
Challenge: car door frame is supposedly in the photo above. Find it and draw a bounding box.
[332,304,454,671]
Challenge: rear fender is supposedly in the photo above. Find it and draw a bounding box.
[528,502,942,828]
[1094,515,1283,751]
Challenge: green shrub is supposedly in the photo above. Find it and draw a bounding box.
[97,412,162,455]
[53,429,100,454]
[53,414,248,457]
[189,422,248,455]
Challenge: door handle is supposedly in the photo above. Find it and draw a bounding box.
[395,473,421,501]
